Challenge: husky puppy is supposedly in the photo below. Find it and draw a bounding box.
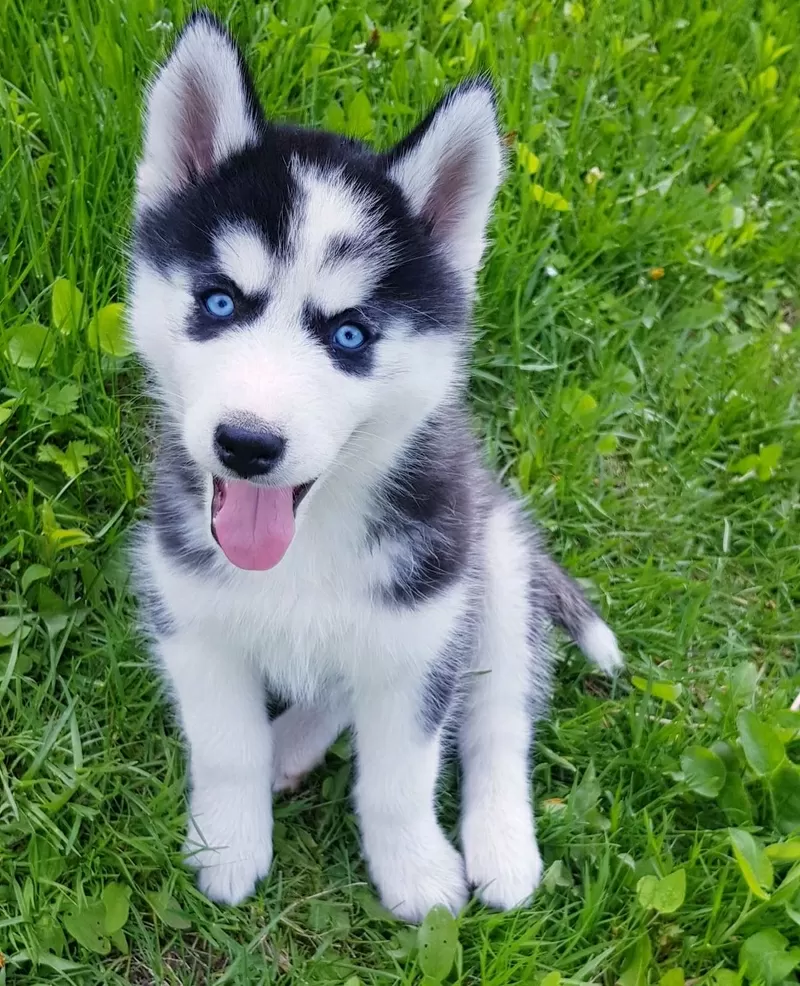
[130,11,622,923]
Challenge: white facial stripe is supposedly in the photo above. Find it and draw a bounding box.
[284,163,387,313]
[294,164,376,255]
[215,226,272,295]
[308,259,380,316]
[212,173,388,315]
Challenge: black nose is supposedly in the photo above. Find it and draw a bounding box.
[214,422,286,478]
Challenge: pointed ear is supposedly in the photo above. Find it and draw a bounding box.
[385,80,504,283]
[137,11,264,209]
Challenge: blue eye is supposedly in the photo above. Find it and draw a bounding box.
[332,324,367,351]
[204,292,235,318]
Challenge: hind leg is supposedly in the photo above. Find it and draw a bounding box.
[459,503,545,910]
[271,695,351,792]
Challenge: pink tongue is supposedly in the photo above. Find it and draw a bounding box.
[212,480,295,571]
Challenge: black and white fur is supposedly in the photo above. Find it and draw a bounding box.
[130,11,622,923]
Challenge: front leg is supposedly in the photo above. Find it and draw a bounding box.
[158,629,273,905]
[352,681,467,923]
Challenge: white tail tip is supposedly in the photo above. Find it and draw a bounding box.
[580,618,624,675]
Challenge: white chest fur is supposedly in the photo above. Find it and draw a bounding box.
[143,478,468,702]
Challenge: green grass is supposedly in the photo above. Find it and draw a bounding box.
[2,0,800,982]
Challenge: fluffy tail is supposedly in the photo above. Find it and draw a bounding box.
[543,560,623,675]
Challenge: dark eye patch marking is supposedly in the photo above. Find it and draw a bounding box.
[186,272,269,341]
[302,302,377,375]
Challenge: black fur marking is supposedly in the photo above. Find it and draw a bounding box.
[135,142,300,345]
[369,409,481,606]
[152,424,217,572]
[134,144,300,266]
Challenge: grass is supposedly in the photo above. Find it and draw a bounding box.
[1,0,800,982]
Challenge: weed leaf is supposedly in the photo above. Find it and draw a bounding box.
[739,929,800,986]
[63,902,110,955]
[87,302,131,357]
[5,323,55,368]
[417,906,458,982]
[681,746,726,797]
[729,829,773,899]
[737,710,784,775]
[51,278,84,335]
[101,883,130,934]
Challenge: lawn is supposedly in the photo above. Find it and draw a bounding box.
[1,0,800,982]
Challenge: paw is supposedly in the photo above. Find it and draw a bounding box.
[271,748,308,794]
[271,704,346,793]
[364,825,468,923]
[184,781,273,905]
[272,768,304,794]
[191,841,273,905]
[271,707,326,793]
[462,803,542,910]
[580,618,624,675]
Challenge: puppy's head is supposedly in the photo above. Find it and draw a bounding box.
[131,11,503,570]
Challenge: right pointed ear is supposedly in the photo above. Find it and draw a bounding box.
[137,10,264,209]
[384,79,503,285]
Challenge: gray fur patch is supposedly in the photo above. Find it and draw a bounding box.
[419,607,479,734]
[369,407,485,607]
[152,420,217,572]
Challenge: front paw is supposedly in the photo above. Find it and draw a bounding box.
[184,781,273,905]
[364,824,468,924]
[462,801,542,910]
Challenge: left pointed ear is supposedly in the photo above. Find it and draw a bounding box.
[385,79,504,284]
[137,10,264,210]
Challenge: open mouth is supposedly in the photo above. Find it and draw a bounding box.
[211,478,315,518]
[210,476,316,571]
